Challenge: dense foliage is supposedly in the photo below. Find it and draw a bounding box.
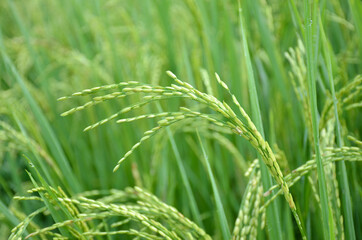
[0,0,361,239]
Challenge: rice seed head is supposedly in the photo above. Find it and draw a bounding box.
[59,71,299,218]
[215,72,229,90]
[166,70,177,79]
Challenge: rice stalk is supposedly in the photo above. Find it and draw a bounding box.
[60,70,301,235]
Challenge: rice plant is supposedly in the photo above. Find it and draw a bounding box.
[0,0,361,239]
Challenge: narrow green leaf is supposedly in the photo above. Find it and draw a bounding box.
[0,30,81,193]
[319,15,356,240]
[303,1,334,239]
[196,130,230,239]
[237,1,283,239]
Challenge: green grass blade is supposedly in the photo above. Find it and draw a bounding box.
[0,30,81,194]
[13,113,56,187]
[196,130,230,239]
[0,200,22,230]
[249,0,289,102]
[347,0,362,69]
[163,123,203,228]
[303,1,333,239]
[25,168,73,238]
[319,15,356,240]
[289,0,305,38]
[237,1,283,239]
